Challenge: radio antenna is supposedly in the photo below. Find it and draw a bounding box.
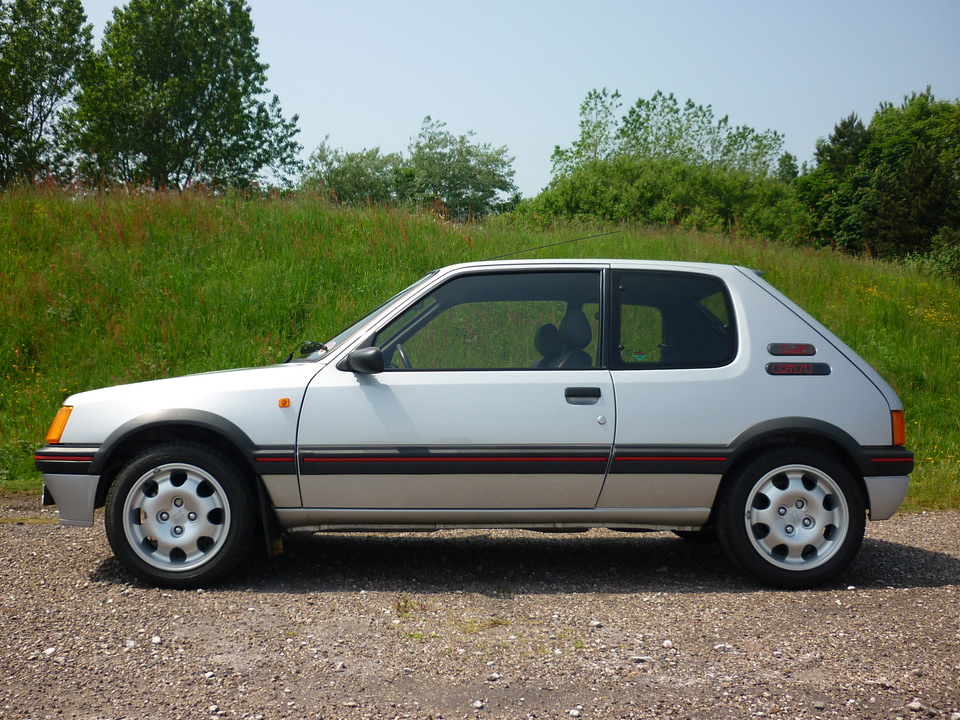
[485,229,621,261]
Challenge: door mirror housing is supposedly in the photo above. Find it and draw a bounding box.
[339,346,384,374]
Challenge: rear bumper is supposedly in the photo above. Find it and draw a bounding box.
[864,475,910,520]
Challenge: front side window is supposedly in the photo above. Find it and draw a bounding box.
[612,270,737,369]
[373,271,601,370]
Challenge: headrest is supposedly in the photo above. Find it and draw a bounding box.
[534,323,562,357]
[560,310,591,350]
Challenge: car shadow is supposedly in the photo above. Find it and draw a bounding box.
[203,530,960,595]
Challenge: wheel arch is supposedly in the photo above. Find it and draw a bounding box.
[91,410,260,509]
[714,418,871,519]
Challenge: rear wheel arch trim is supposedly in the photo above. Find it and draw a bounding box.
[722,418,871,512]
[727,418,869,475]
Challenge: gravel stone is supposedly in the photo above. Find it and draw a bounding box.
[1,496,959,719]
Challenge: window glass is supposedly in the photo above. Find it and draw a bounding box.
[618,304,663,364]
[373,271,600,370]
[613,270,736,369]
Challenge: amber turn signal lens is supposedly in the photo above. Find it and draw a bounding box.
[45,406,73,445]
[891,410,906,447]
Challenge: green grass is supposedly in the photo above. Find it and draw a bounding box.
[1,188,957,507]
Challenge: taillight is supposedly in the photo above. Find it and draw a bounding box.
[45,406,73,445]
[891,410,906,447]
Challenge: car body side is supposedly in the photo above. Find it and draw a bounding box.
[36,260,911,538]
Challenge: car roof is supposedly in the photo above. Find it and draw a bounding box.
[433,258,752,276]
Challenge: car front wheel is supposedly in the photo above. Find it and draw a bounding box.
[717,447,865,589]
[105,443,255,588]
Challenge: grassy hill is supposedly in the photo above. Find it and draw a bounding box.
[2,188,957,508]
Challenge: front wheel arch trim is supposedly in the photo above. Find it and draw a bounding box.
[91,410,258,477]
[91,412,282,561]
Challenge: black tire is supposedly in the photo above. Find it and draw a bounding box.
[716,446,865,589]
[105,442,256,588]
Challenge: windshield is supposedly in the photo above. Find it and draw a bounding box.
[299,272,438,361]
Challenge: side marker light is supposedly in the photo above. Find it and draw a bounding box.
[45,406,73,445]
[891,410,906,446]
[279,398,290,408]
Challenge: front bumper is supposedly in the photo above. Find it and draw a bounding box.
[41,473,100,526]
[35,446,101,527]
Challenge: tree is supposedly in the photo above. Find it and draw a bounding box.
[813,113,872,177]
[301,118,517,219]
[797,90,960,257]
[776,152,799,184]
[301,138,402,205]
[550,88,621,176]
[63,0,300,189]
[551,89,785,179]
[407,117,517,220]
[0,0,92,185]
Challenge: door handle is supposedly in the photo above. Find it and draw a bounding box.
[564,387,601,399]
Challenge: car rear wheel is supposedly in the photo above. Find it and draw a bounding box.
[717,447,865,589]
[105,443,255,588]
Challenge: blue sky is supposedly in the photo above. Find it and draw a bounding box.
[80,0,960,197]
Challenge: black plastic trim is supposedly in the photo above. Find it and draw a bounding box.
[34,445,99,475]
[252,448,299,475]
[298,446,610,476]
[89,410,258,474]
[862,446,915,476]
[727,417,913,478]
[765,362,831,376]
[610,447,730,475]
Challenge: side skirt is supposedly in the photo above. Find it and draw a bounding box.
[273,507,711,533]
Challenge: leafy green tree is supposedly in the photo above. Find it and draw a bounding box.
[0,0,91,185]
[550,88,622,176]
[812,113,872,177]
[617,91,784,175]
[776,152,799,184]
[407,116,517,220]
[63,0,300,189]
[536,89,794,238]
[552,89,784,179]
[302,138,401,205]
[301,119,517,219]
[798,90,960,257]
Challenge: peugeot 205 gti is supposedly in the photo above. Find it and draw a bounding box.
[36,260,913,589]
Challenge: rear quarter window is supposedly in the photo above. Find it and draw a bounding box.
[612,270,737,369]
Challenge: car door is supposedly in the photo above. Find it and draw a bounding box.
[296,268,615,510]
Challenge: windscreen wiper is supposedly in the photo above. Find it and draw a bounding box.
[283,341,328,363]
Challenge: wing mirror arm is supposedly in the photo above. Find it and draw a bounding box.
[337,346,385,374]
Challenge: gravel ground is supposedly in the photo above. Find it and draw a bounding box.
[1,495,958,720]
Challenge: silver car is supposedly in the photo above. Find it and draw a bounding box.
[36,260,913,589]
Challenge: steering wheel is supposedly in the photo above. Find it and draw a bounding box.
[396,343,412,369]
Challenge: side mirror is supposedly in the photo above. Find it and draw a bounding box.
[338,346,384,374]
